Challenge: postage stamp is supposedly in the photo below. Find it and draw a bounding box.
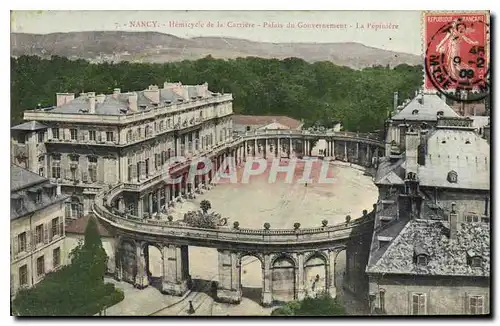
[423,11,490,102]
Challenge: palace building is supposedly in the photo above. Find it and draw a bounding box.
[10,82,233,220]
[367,93,490,315]
[10,164,69,297]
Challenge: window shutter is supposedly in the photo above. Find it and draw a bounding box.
[98,158,105,183]
[65,202,71,218]
[48,221,53,240]
[13,236,18,256]
[420,294,427,315]
[464,292,469,314]
[59,216,64,236]
[43,223,49,244]
[484,293,489,314]
[27,230,32,251]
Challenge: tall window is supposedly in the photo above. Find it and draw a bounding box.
[411,293,427,315]
[127,130,132,142]
[52,158,61,179]
[469,296,484,314]
[70,128,78,140]
[106,131,114,142]
[35,225,44,244]
[38,156,44,177]
[51,217,59,239]
[18,232,27,253]
[53,247,61,268]
[89,130,96,141]
[379,290,385,312]
[19,265,28,287]
[35,190,42,204]
[38,131,45,143]
[88,156,98,183]
[52,128,60,140]
[36,256,45,276]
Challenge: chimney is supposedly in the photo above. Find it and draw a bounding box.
[56,93,75,107]
[143,85,160,104]
[113,88,121,99]
[96,94,106,104]
[449,203,458,239]
[405,127,419,175]
[88,93,96,114]
[128,92,138,112]
[417,129,427,166]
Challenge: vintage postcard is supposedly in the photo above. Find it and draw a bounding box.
[10,10,490,317]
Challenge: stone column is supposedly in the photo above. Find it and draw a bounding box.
[254,139,258,156]
[344,142,348,162]
[264,138,268,159]
[156,188,161,213]
[114,247,123,281]
[161,245,189,296]
[289,138,293,158]
[137,196,144,218]
[135,242,149,289]
[217,250,242,304]
[327,250,337,298]
[148,193,153,216]
[331,140,335,159]
[261,254,273,306]
[296,253,305,300]
[356,142,360,161]
[277,138,281,158]
[118,197,125,212]
[366,145,371,165]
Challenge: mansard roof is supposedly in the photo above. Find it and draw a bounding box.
[11,164,46,192]
[392,93,459,121]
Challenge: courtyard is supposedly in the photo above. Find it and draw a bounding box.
[113,160,378,315]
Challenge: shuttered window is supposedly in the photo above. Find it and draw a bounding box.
[36,256,45,276]
[411,293,427,315]
[468,295,485,314]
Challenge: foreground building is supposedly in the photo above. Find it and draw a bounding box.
[10,82,233,219]
[367,94,490,315]
[10,164,69,296]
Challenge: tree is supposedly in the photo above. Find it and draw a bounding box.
[271,293,347,316]
[200,200,211,214]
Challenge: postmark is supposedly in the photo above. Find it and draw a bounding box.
[423,11,490,102]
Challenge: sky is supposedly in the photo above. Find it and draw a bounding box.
[11,10,423,55]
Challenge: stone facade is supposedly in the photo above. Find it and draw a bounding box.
[11,82,234,219]
[10,165,69,296]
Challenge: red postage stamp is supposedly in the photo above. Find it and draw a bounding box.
[423,11,490,102]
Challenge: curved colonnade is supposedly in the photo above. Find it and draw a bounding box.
[92,130,384,306]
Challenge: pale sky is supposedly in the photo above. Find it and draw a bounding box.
[11,10,423,55]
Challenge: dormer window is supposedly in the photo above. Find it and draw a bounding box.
[447,170,458,183]
[412,109,419,115]
[416,254,429,266]
[35,190,42,204]
[437,110,444,116]
[139,104,147,110]
[469,256,482,268]
[465,140,471,144]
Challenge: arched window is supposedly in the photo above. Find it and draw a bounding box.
[437,110,444,116]
[412,109,419,115]
[469,256,482,268]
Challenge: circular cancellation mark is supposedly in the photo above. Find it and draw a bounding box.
[424,18,490,102]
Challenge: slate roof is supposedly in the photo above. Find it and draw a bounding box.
[367,219,490,277]
[47,85,215,116]
[11,164,69,220]
[11,121,48,131]
[374,157,405,186]
[392,93,459,121]
[65,214,113,237]
[232,115,303,129]
[11,164,46,191]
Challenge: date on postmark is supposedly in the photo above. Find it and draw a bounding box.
[423,11,490,102]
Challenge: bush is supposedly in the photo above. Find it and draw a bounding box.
[271,293,347,316]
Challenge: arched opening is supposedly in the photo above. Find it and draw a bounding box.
[304,254,327,298]
[187,246,218,293]
[334,248,347,293]
[239,254,263,305]
[119,239,137,284]
[144,243,163,290]
[272,256,296,302]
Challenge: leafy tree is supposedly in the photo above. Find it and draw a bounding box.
[271,293,347,316]
[200,199,211,214]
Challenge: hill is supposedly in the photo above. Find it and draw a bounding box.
[11,31,421,69]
